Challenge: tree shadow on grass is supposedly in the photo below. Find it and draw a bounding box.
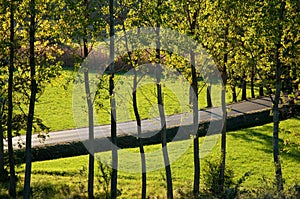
[230,125,300,163]
[31,169,78,177]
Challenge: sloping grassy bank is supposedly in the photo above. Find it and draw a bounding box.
[1,117,299,198]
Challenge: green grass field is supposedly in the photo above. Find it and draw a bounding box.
[34,70,265,133]
[3,116,298,198]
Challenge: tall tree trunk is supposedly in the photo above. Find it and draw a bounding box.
[231,85,237,103]
[121,15,147,198]
[24,0,37,197]
[7,1,16,196]
[81,0,95,198]
[219,24,228,193]
[137,2,146,197]
[83,40,95,199]
[285,67,292,94]
[133,70,147,199]
[273,52,284,192]
[241,75,247,101]
[219,87,227,192]
[0,101,5,181]
[251,63,255,99]
[272,0,285,192]
[109,0,118,198]
[156,25,173,198]
[259,84,264,96]
[207,82,212,108]
[190,50,200,195]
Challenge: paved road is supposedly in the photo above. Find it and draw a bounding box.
[5,96,273,150]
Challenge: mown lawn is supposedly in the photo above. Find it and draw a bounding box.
[34,70,266,132]
[3,116,298,198]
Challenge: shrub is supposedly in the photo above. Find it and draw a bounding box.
[240,176,300,199]
[202,156,235,195]
[95,160,122,199]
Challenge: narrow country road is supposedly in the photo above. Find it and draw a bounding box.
[5,96,274,150]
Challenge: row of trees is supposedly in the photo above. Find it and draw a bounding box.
[0,0,299,198]
[1,0,63,198]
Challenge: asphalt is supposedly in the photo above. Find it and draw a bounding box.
[5,96,274,150]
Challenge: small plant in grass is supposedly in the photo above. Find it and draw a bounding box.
[202,157,252,198]
[223,171,252,199]
[202,156,235,195]
[31,180,56,199]
[242,176,300,199]
[95,160,122,199]
[159,171,167,188]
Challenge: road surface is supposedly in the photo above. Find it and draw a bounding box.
[5,96,273,150]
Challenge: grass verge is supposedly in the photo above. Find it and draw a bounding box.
[1,116,298,198]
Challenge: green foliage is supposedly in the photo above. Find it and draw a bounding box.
[240,176,300,199]
[202,156,235,194]
[95,160,122,198]
[0,0,300,197]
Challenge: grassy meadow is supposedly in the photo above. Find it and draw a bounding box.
[1,116,298,198]
[34,70,266,133]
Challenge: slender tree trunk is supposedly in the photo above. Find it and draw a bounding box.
[251,63,255,99]
[285,67,292,94]
[7,1,16,196]
[0,102,5,180]
[281,80,285,93]
[219,87,227,192]
[190,50,200,195]
[241,75,247,101]
[272,1,285,192]
[259,84,264,96]
[24,0,37,198]
[133,70,147,199]
[81,0,95,198]
[231,85,237,103]
[207,82,212,108]
[273,56,284,192]
[136,2,146,197]
[219,24,228,193]
[156,25,173,199]
[83,39,95,199]
[109,0,118,198]
[121,15,147,198]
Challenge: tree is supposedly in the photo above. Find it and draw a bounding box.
[0,69,6,181]
[154,1,173,198]
[82,1,95,198]
[109,0,118,198]
[132,68,147,199]
[172,0,202,194]
[0,1,55,190]
[24,0,37,197]
[119,1,147,196]
[84,39,95,199]
[272,1,285,190]
[250,0,300,191]
[0,94,6,181]
[122,28,147,199]
[7,0,16,196]
[0,2,8,182]
[199,0,236,191]
[62,0,106,197]
[19,0,64,196]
